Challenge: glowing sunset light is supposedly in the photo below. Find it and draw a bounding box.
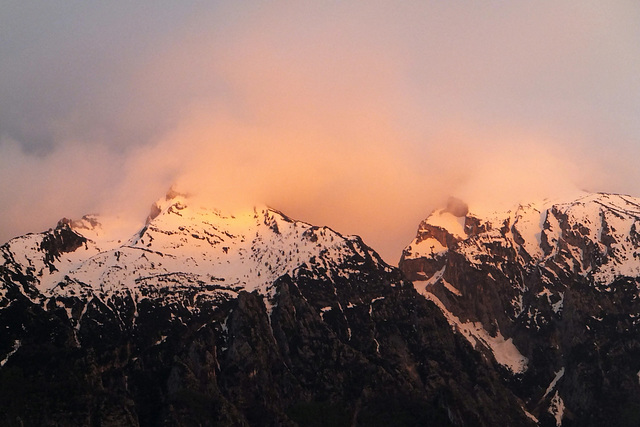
[1,2,640,263]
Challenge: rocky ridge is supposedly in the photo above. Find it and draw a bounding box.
[400,193,640,426]
[0,192,533,426]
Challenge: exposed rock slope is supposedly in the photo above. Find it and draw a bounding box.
[401,193,640,426]
[0,193,532,426]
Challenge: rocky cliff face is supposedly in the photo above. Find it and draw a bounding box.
[400,193,640,426]
[0,193,533,426]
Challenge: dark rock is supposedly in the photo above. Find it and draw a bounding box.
[401,194,640,426]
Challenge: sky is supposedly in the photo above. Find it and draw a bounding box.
[1,1,640,264]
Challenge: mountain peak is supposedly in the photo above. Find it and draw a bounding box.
[1,194,387,306]
[400,190,640,425]
[146,187,191,223]
[403,191,640,282]
[0,190,535,426]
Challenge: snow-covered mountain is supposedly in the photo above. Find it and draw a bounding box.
[400,193,640,426]
[2,192,386,322]
[0,191,532,426]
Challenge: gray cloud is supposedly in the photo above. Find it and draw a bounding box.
[2,1,640,263]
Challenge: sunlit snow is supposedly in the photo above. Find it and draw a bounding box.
[0,194,381,317]
[414,281,528,374]
[425,209,466,239]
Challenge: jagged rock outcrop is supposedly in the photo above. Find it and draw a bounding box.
[0,193,534,426]
[400,192,640,426]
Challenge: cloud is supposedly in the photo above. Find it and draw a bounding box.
[0,135,119,236]
[1,2,640,263]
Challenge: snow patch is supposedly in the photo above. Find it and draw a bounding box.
[522,407,539,424]
[543,367,565,399]
[0,340,20,367]
[512,204,545,259]
[154,335,168,346]
[416,286,528,374]
[552,293,564,314]
[408,237,447,259]
[548,391,565,427]
[426,210,466,239]
[442,279,462,296]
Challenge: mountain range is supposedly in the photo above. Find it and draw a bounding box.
[2,190,640,426]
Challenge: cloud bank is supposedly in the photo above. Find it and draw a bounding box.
[2,2,640,263]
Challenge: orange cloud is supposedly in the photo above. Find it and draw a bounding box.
[2,2,639,264]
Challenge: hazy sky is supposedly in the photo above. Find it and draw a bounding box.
[2,1,640,263]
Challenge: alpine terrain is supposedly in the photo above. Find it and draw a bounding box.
[0,191,533,426]
[401,193,640,427]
